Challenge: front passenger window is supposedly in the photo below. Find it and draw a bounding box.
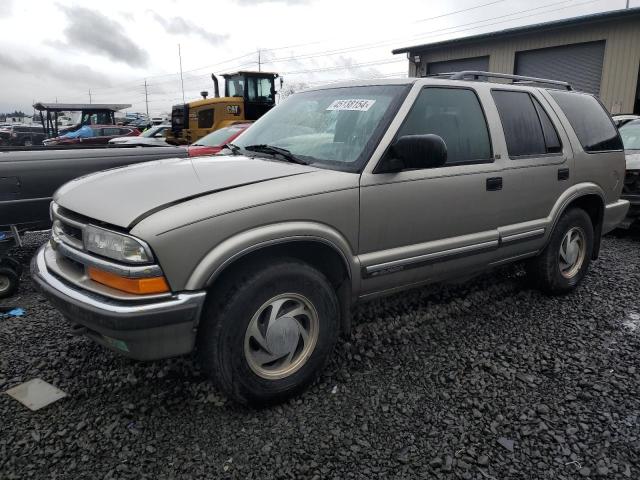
[396,87,492,165]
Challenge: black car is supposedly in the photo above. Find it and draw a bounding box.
[0,125,47,146]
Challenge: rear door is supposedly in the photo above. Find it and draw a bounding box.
[490,88,574,255]
[358,85,506,297]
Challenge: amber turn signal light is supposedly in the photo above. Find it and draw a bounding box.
[88,267,170,294]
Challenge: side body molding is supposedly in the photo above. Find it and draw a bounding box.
[185,221,359,292]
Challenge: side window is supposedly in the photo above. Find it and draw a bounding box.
[532,97,562,153]
[548,90,622,152]
[396,87,492,165]
[103,128,120,136]
[198,109,214,129]
[492,90,550,157]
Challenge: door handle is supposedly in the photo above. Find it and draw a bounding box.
[486,177,503,191]
[558,168,570,181]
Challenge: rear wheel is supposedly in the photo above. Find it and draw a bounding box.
[526,208,594,295]
[197,259,340,405]
[22,138,33,146]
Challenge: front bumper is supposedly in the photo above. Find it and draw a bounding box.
[620,193,640,217]
[31,245,206,360]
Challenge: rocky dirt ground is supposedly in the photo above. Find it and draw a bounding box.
[1,230,639,479]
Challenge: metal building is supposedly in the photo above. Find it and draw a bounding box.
[393,8,640,114]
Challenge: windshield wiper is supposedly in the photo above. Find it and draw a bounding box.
[221,142,241,155]
[243,144,308,165]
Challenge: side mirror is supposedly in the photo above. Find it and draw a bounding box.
[377,134,447,173]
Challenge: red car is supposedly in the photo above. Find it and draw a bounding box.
[188,123,251,157]
[43,125,140,146]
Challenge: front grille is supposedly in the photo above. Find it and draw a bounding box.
[623,170,640,195]
[52,204,87,251]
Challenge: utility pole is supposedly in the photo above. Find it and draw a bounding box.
[626,0,630,8]
[144,79,149,119]
[178,44,185,104]
[258,49,261,72]
[88,89,92,104]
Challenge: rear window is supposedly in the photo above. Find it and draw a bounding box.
[548,90,622,152]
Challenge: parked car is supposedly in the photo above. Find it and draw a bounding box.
[187,123,251,157]
[128,118,152,130]
[43,125,140,146]
[619,119,640,227]
[109,124,170,146]
[612,114,640,129]
[0,125,47,146]
[1,145,188,298]
[32,73,628,405]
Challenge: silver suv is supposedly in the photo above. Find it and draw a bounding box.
[32,72,629,405]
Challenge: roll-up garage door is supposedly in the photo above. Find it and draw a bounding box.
[515,41,605,95]
[426,56,490,75]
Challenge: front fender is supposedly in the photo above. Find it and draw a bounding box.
[184,221,360,293]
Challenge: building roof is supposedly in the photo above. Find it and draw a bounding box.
[33,103,131,112]
[392,7,640,54]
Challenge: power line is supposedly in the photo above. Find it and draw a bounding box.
[75,0,577,95]
[413,0,509,23]
[66,0,608,105]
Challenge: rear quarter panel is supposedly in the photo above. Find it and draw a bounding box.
[540,89,626,205]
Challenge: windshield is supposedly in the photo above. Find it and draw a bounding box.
[141,125,168,138]
[231,84,409,171]
[620,121,640,150]
[194,125,247,146]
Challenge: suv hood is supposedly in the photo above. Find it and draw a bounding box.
[626,151,640,171]
[54,156,316,228]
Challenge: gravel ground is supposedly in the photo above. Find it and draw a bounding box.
[1,230,639,480]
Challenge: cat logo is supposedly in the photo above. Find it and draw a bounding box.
[226,105,241,116]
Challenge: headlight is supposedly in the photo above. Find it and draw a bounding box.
[84,225,152,264]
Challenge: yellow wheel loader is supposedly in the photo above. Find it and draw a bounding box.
[166,71,279,145]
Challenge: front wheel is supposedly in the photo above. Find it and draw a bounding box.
[197,260,340,406]
[526,208,594,295]
[0,267,19,299]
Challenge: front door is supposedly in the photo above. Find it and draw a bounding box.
[358,86,506,298]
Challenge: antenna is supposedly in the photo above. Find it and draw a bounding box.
[144,79,149,120]
[178,44,185,104]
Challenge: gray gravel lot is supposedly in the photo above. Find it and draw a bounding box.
[1,231,639,479]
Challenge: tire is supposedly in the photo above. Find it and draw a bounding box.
[197,259,340,406]
[526,208,594,295]
[0,267,19,299]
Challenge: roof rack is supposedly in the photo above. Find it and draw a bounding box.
[434,71,572,91]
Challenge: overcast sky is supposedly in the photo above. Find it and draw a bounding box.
[0,0,636,115]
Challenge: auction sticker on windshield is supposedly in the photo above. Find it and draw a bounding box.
[326,99,376,111]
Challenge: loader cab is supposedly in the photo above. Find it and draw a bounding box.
[222,71,278,120]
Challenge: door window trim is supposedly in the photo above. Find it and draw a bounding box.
[375,85,495,173]
[491,88,564,160]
